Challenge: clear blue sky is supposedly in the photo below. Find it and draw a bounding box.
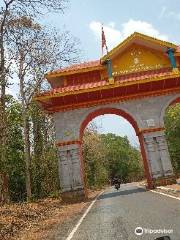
[44,0,180,60]
[42,0,180,146]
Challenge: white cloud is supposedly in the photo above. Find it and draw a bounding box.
[121,19,168,41]
[89,19,169,51]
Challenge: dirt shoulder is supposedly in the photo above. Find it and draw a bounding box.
[137,179,180,198]
[155,183,180,198]
[0,190,102,240]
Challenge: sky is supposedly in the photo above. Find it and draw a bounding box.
[89,115,139,148]
[44,0,180,60]
[9,0,180,147]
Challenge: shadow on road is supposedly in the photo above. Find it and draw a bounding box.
[98,187,146,200]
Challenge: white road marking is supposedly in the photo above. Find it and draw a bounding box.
[157,186,179,192]
[66,187,179,240]
[66,191,104,240]
[151,190,180,201]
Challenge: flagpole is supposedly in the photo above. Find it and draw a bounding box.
[101,25,114,84]
[101,24,108,57]
[101,24,104,57]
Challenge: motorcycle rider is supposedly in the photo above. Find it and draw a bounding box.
[112,176,121,189]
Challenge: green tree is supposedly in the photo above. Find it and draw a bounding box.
[0,0,67,203]
[30,101,59,199]
[3,95,60,202]
[82,126,108,188]
[5,96,25,201]
[165,103,180,173]
[101,133,143,182]
[83,125,144,189]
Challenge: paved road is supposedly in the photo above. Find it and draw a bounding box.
[70,183,180,240]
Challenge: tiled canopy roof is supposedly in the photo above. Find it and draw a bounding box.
[38,67,175,97]
[46,60,101,76]
[45,32,178,78]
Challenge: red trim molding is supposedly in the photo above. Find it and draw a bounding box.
[56,140,81,147]
[47,87,180,113]
[79,107,140,139]
[138,132,154,189]
[139,127,165,135]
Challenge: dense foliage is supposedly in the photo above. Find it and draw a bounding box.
[0,0,80,202]
[5,97,59,202]
[165,103,180,174]
[83,126,144,189]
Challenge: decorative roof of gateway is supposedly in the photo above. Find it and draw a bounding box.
[101,32,177,61]
[37,67,180,99]
[45,32,178,78]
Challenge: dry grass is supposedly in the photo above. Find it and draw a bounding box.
[0,190,101,240]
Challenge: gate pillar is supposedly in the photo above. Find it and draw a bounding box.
[57,141,87,202]
[143,129,176,187]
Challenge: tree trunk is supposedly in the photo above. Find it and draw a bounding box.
[0,9,9,203]
[0,173,9,204]
[32,103,43,198]
[23,112,32,201]
[19,50,32,201]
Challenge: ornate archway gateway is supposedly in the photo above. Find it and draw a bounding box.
[36,32,180,201]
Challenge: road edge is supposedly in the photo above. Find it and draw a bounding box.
[65,190,104,240]
[150,190,180,201]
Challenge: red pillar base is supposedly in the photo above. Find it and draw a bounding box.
[152,175,177,187]
[146,180,155,190]
[61,189,87,203]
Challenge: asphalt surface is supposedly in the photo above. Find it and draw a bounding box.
[69,183,180,240]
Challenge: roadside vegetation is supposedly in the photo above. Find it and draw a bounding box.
[164,103,180,175]
[0,0,79,203]
[83,123,144,188]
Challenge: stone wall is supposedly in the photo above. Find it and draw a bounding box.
[53,93,179,142]
[53,93,179,195]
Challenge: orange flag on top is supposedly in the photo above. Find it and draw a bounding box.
[101,25,108,56]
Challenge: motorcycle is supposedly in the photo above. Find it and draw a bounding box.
[114,183,120,190]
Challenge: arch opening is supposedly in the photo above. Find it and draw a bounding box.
[79,107,152,189]
[80,108,139,141]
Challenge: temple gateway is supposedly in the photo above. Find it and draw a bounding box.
[36,32,180,201]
